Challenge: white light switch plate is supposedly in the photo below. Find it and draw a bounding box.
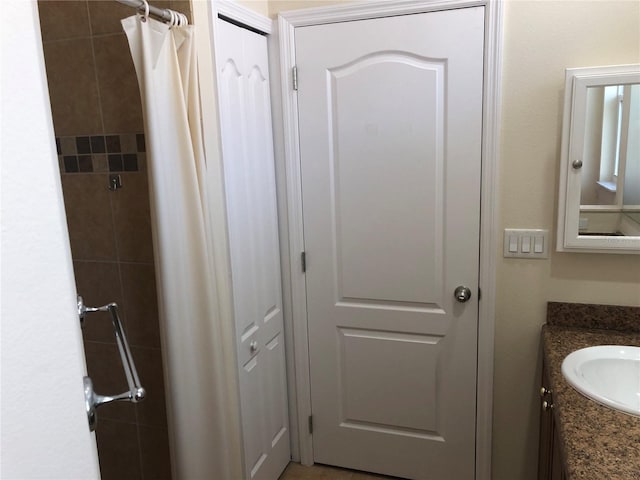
[503,229,549,259]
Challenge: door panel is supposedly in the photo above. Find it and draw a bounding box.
[330,54,444,306]
[296,7,484,479]
[338,328,441,433]
[216,18,290,480]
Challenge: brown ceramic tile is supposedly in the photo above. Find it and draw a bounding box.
[73,261,122,343]
[351,472,396,480]
[279,464,399,480]
[132,346,167,428]
[169,0,192,23]
[85,341,137,424]
[91,135,106,153]
[88,0,171,36]
[120,263,160,349]
[280,463,329,480]
[136,133,146,152]
[74,260,123,343]
[78,155,94,172]
[111,173,154,263]
[87,1,134,36]
[151,1,173,19]
[106,135,121,153]
[93,154,109,172]
[42,38,102,136]
[137,153,147,172]
[123,154,138,171]
[138,424,172,480]
[120,133,138,153]
[63,155,79,173]
[93,34,144,133]
[76,136,91,154]
[95,419,143,480]
[60,136,77,155]
[38,0,91,42]
[61,174,117,260]
[108,154,123,172]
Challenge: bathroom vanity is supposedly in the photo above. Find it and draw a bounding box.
[538,302,640,480]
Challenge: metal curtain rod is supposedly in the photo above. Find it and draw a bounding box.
[115,0,186,24]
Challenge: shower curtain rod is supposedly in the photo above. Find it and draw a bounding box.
[115,0,186,24]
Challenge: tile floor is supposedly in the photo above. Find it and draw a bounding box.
[279,462,398,480]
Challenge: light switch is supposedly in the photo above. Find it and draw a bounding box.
[503,229,549,259]
[508,235,518,253]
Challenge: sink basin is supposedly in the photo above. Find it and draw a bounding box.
[561,345,640,417]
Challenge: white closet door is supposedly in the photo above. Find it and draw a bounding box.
[295,7,484,479]
[216,18,290,480]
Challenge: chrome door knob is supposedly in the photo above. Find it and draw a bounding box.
[572,159,583,169]
[454,286,472,303]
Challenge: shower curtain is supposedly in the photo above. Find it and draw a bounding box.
[122,15,234,479]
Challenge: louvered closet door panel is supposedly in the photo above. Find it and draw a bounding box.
[216,17,290,480]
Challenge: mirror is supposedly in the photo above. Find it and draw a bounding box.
[557,64,640,254]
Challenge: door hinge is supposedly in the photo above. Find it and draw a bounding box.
[292,66,298,91]
[478,287,482,301]
[301,251,306,273]
[308,415,313,434]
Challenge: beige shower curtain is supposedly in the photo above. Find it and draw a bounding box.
[122,15,235,479]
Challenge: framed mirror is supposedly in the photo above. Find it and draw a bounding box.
[557,64,640,254]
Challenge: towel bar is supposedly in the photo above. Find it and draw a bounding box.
[78,295,145,431]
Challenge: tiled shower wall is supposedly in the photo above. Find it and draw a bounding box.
[38,2,190,478]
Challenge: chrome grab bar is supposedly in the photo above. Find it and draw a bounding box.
[78,295,145,431]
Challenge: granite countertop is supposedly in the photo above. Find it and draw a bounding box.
[542,304,640,480]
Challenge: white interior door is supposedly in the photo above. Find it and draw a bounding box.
[295,7,484,479]
[2,2,99,477]
[215,17,291,480]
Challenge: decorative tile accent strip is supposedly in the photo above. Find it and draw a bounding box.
[76,136,91,154]
[108,154,123,172]
[90,136,106,154]
[57,133,146,173]
[106,135,121,153]
[63,155,79,173]
[123,154,138,171]
[547,301,640,332]
[136,133,146,152]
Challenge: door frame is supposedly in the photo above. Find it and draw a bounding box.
[275,1,503,478]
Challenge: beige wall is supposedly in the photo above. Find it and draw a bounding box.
[267,0,640,478]
[496,2,639,479]
[269,0,345,17]
[235,0,269,16]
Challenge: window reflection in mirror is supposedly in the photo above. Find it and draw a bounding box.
[578,83,640,236]
[580,84,639,206]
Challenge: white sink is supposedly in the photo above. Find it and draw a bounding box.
[561,345,640,417]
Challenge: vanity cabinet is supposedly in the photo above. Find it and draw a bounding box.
[538,363,568,480]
